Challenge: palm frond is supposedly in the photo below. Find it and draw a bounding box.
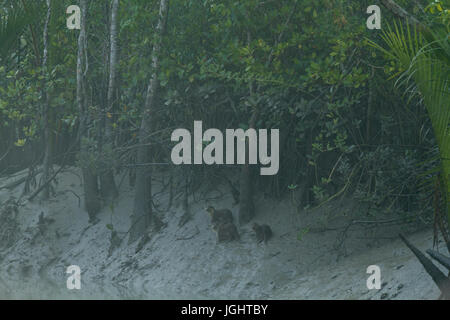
[369,19,450,238]
[0,0,43,60]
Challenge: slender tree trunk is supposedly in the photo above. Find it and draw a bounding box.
[238,110,257,224]
[237,28,256,224]
[129,0,169,243]
[100,0,119,200]
[77,0,101,222]
[41,0,52,199]
[238,4,296,224]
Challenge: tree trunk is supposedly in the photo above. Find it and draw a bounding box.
[129,0,169,243]
[41,0,52,199]
[238,4,295,224]
[77,0,101,222]
[100,0,119,201]
[238,30,256,225]
[238,110,257,225]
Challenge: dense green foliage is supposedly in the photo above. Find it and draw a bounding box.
[371,2,449,227]
[0,0,448,225]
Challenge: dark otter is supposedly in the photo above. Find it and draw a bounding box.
[206,206,234,227]
[212,222,240,243]
[252,223,272,244]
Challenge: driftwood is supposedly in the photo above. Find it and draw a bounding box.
[0,168,43,191]
[399,234,450,299]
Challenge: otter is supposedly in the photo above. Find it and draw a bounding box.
[212,221,240,243]
[252,223,272,244]
[206,206,234,227]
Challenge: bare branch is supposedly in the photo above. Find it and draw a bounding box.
[380,0,425,29]
[399,234,450,298]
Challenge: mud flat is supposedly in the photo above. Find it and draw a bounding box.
[0,168,444,299]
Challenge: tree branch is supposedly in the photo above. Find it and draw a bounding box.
[399,234,450,298]
[426,249,450,271]
[380,0,424,29]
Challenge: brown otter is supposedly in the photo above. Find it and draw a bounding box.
[206,206,234,227]
[212,221,240,243]
[252,223,273,244]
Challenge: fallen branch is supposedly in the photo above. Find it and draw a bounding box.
[0,168,43,191]
[426,249,450,271]
[334,218,409,257]
[27,165,65,201]
[399,233,450,299]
